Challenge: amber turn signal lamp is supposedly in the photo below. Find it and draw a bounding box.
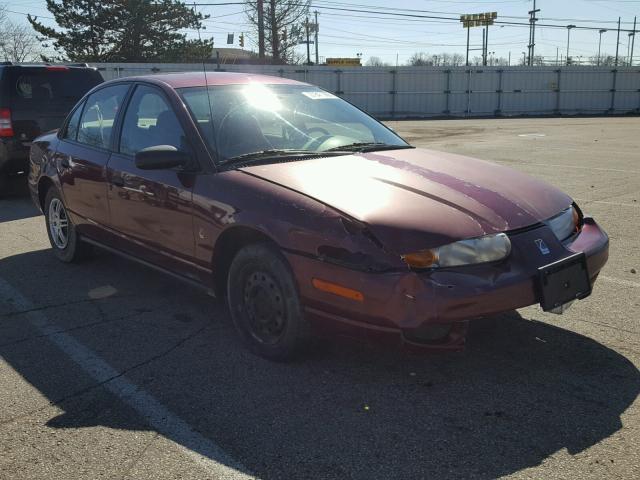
[401,250,437,268]
[312,278,364,302]
[572,206,581,232]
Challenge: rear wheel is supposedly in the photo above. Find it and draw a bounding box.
[44,188,90,263]
[227,243,309,361]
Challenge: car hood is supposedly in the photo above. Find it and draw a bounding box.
[239,148,572,252]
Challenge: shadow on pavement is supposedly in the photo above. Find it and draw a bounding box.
[1,248,638,479]
[0,175,39,222]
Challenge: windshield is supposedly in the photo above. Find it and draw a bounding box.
[177,83,409,163]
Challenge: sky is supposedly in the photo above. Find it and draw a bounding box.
[2,0,640,65]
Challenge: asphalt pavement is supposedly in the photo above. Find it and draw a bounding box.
[1,117,639,479]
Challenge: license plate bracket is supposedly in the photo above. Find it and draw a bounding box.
[537,253,591,312]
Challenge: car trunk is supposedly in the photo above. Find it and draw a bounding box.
[2,66,103,142]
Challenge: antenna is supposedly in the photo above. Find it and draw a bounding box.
[193,2,218,164]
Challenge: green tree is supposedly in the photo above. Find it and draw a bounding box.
[28,0,213,62]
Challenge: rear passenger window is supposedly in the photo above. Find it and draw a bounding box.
[77,85,129,149]
[120,85,187,156]
[63,102,84,141]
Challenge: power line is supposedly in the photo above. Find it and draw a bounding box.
[191,2,640,33]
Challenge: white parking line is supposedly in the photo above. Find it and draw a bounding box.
[574,199,640,208]
[0,277,254,480]
[493,161,640,175]
[600,276,640,289]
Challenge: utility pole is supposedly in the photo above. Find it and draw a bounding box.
[556,47,559,65]
[628,32,633,66]
[270,0,279,62]
[528,0,540,66]
[522,51,526,65]
[257,0,265,59]
[314,10,319,65]
[598,29,607,66]
[305,17,311,65]
[508,51,511,66]
[566,25,575,65]
[631,16,637,66]
[615,17,621,67]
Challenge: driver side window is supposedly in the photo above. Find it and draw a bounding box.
[77,85,129,149]
[119,85,188,156]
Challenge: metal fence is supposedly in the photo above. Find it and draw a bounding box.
[91,63,640,119]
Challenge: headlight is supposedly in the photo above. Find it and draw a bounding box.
[402,233,512,269]
[546,205,580,241]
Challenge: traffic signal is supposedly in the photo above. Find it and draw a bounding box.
[239,33,244,48]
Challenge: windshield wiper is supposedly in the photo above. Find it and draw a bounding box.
[324,142,414,153]
[222,149,326,165]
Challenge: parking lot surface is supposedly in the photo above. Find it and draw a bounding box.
[1,117,639,479]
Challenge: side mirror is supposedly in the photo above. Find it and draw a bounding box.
[135,145,189,170]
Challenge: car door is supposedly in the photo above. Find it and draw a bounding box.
[106,84,198,279]
[55,83,130,240]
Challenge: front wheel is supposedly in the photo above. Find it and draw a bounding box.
[227,243,309,361]
[44,188,90,263]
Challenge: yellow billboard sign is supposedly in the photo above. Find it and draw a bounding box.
[326,58,362,66]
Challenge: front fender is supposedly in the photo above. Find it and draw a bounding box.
[192,170,405,272]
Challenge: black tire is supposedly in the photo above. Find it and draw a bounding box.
[227,243,309,361]
[44,188,91,263]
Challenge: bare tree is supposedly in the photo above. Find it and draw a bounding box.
[408,52,433,66]
[451,53,465,66]
[244,0,310,64]
[0,22,42,62]
[366,56,388,67]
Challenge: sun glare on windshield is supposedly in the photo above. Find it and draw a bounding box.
[242,83,282,112]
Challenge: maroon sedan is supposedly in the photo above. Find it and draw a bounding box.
[28,73,609,360]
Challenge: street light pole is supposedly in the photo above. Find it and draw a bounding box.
[598,29,607,66]
[466,24,470,66]
[566,25,576,65]
[631,16,637,66]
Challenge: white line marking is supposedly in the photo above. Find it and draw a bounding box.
[494,161,640,175]
[0,277,254,479]
[600,276,640,288]
[573,199,640,208]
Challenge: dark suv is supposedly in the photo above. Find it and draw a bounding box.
[0,63,103,192]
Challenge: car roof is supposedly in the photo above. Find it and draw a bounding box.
[110,71,309,89]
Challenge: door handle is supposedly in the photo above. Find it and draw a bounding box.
[111,176,125,187]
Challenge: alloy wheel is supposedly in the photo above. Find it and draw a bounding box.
[48,198,69,249]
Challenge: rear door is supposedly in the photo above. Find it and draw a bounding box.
[4,66,103,143]
[55,83,130,240]
[106,84,198,279]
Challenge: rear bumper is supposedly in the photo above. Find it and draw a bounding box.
[286,218,609,350]
[0,138,29,174]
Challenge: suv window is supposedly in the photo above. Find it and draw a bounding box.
[6,67,103,109]
[63,102,85,141]
[120,85,188,156]
[77,84,129,149]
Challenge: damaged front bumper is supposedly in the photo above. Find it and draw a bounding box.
[285,217,609,351]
